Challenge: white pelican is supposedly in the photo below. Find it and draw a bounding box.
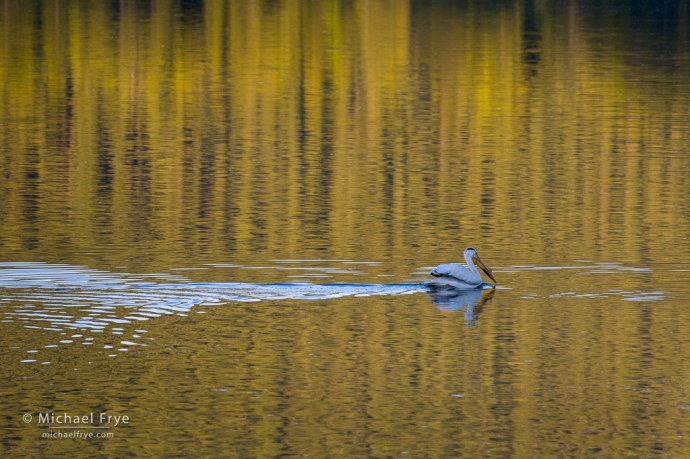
[426,247,497,289]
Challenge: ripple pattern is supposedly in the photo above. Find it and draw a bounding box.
[0,263,426,333]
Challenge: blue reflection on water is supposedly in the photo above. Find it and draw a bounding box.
[0,263,431,333]
[0,263,664,335]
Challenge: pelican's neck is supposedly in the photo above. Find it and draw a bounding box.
[464,251,480,275]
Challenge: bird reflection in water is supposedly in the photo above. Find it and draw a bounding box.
[428,287,495,322]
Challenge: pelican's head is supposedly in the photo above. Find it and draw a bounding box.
[464,247,497,283]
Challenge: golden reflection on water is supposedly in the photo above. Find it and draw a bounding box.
[2,0,690,457]
[1,0,689,269]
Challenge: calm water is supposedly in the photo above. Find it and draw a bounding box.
[2,0,690,457]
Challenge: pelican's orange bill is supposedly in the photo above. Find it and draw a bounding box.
[476,256,497,283]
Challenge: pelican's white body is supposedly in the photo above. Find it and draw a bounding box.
[425,248,488,289]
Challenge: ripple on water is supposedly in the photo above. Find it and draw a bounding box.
[0,263,427,335]
[0,261,670,366]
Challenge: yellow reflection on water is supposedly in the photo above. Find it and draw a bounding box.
[1,0,689,269]
[2,0,690,457]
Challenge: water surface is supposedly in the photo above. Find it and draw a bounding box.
[2,1,690,457]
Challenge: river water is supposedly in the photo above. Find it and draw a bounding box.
[2,1,690,457]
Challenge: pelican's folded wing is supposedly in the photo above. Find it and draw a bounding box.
[430,263,478,284]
